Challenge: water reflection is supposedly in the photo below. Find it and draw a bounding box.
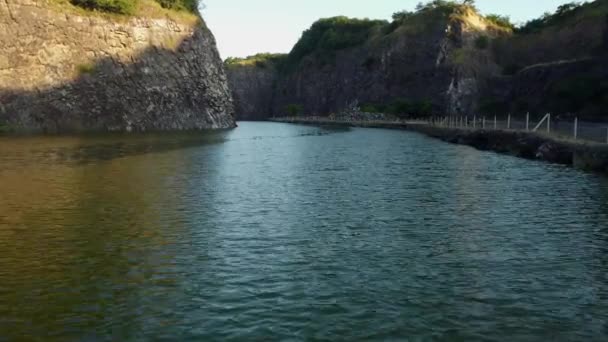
[1,123,608,340]
[0,133,224,339]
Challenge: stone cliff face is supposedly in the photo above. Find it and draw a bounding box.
[272,23,451,116]
[226,9,507,119]
[481,0,608,120]
[227,1,608,121]
[226,63,278,120]
[0,0,235,132]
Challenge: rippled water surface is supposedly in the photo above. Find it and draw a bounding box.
[2,122,608,340]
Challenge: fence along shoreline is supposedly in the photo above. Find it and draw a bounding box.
[431,113,608,144]
[270,115,608,174]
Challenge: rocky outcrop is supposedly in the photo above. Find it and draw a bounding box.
[0,0,235,132]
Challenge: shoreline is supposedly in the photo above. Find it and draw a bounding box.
[270,117,608,174]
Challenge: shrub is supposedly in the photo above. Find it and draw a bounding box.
[285,104,304,116]
[384,10,416,33]
[360,104,381,113]
[474,35,489,49]
[415,0,475,17]
[361,99,433,118]
[76,63,96,75]
[0,121,8,133]
[70,0,200,14]
[485,14,515,30]
[386,99,433,118]
[156,0,199,12]
[70,0,136,14]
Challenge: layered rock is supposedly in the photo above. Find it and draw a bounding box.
[0,0,235,132]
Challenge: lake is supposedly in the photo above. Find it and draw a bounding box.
[1,122,608,340]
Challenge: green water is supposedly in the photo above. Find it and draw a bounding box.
[1,122,608,340]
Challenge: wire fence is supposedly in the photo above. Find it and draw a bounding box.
[430,114,608,144]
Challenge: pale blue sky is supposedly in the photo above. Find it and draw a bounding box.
[201,0,579,59]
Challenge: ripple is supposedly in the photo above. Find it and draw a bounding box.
[1,122,608,340]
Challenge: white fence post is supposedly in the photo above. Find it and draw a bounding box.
[526,113,530,131]
[533,113,551,133]
[507,114,511,130]
[494,115,497,130]
[574,117,578,140]
[482,117,486,129]
[473,115,477,128]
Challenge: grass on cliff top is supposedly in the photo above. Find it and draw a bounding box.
[51,0,200,24]
[224,53,288,69]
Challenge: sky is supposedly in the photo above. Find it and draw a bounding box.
[201,0,579,59]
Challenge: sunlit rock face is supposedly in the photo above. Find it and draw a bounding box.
[0,0,235,132]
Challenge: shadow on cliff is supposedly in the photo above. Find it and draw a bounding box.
[0,26,235,133]
[480,56,608,121]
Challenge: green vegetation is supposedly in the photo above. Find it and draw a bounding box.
[225,53,287,69]
[284,1,482,68]
[385,0,476,34]
[68,0,199,15]
[484,14,515,31]
[287,16,387,66]
[474,35,489,49]
[0,121,9,133]
[285,104,304,116]
[360,99,433,118]
[70,0,135,14]
[155,0,198,12]
[517,2,585,34]
[76,63,96,75]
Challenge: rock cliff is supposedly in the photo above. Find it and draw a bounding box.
[227,0,608,121]
[226,5,508,119]
[0,0,235,132]
[481,0,608,121]
[226,57,281,120]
